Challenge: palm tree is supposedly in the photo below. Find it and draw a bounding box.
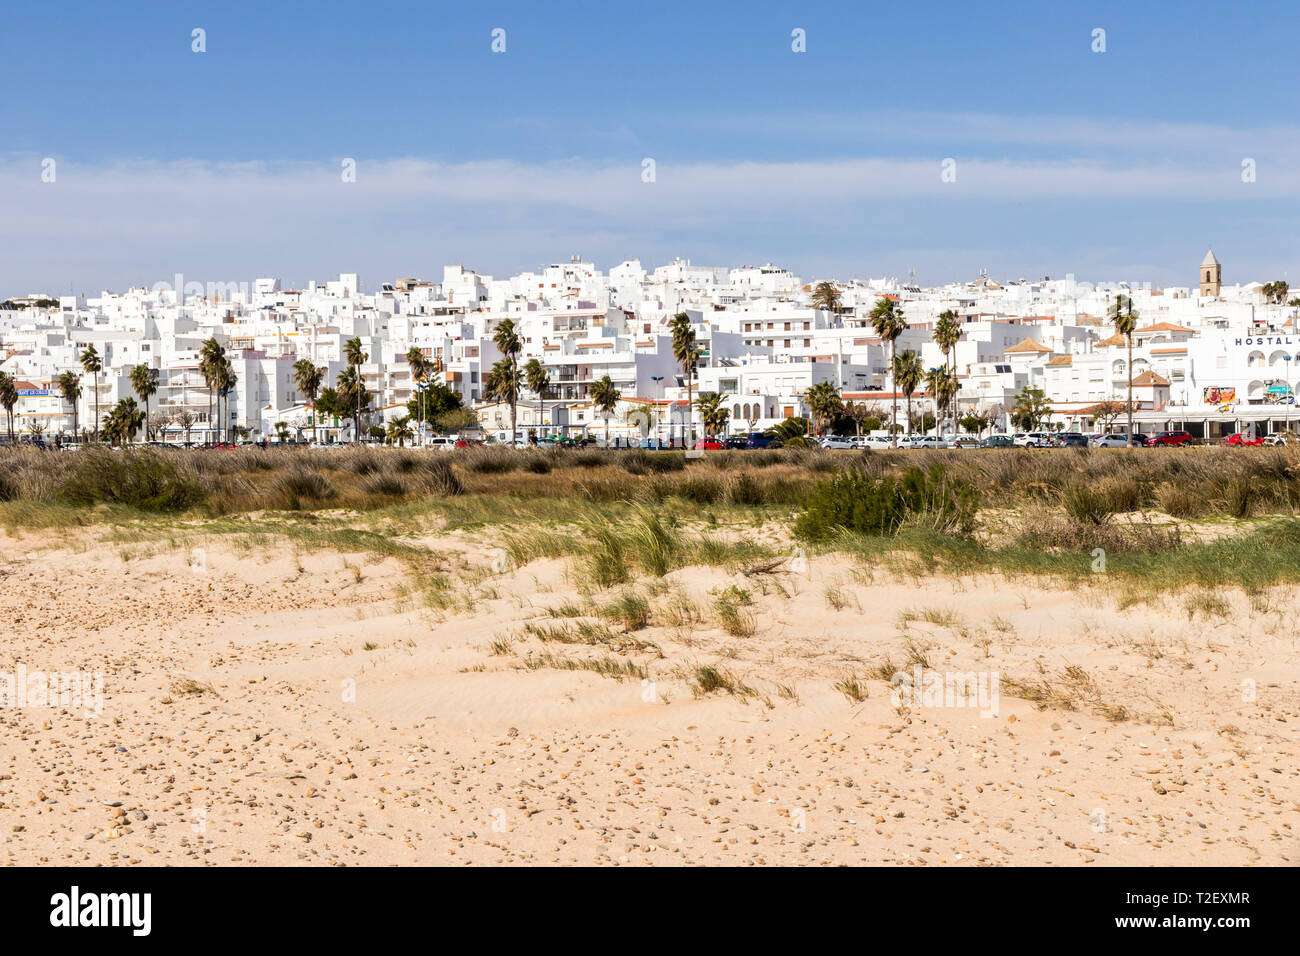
[0,372,16,443]
[491,320,522,444]
[386,415,414,448]
[199,338,224,445]
[484,358,522,443]
[103,397,144,446]
[811,281,841,315]
[216,358,237,444]
[80,345,103,441]
[293,358,325,445]
[343,337,368,442]
[870,298,908,447]
[933,309,962,435]
[695,390,730,438]
[405,348,428,443]
[57,370,81,440]
[1108,294,1139,446]
[130,364,157,443]
[589,375,621,445]
[669,312,699,446]
[924,366,958,437]
[336,365,368,444]
[892,350,924,440]
[523,358,551,439]
[805,381,843,437]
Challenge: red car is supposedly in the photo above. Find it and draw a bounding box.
[1226,433,1264,446]
[693,439,725,450]
[1145,431,1193,447]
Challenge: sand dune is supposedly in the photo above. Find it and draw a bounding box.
[0,525,1295,866]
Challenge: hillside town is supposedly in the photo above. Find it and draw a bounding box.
[1,250,1297,446]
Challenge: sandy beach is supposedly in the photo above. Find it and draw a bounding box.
[1,519,1295,866]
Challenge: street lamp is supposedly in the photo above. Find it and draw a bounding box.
[1283,354,1293,437]
[651,375,664,448]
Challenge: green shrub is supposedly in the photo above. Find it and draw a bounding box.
[58,449,205,513]
[1060,482,1114,525]
[415,458,463,496]
[275,467,336,502]
[794,464,978,540]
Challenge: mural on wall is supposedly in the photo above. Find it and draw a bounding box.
[1263,381,1295,405]
[1203,386,1236,405]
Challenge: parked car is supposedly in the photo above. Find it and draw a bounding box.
[1052,432,1089,447]
[1091,433,1149,447]
[818,436,856,449]
[426,437,457,451]
[950,435,980,449]
[637,437,667,449]
[1145,430,1193,447]
[979,434,1015,448]
[1226,432,1264,446]
[1263,433,1291,446]
[693,438,725,450]
[453,438,484,449]
[746,434,784,449]
[723,436,749,449]
[1014,432,1051,447]
[907,435,948,449]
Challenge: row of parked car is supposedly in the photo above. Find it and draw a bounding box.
[793,430,1292,450]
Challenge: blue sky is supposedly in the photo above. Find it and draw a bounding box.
[4,0,1299,295]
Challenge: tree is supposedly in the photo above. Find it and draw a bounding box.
[491,319,522,443]
[57,370,81,439]
[80,345,103,441]
[102,397,144,446]
[405,382,463,427]
[811,281,841,315]
[435,407,480,433]
[130,364,157,442]
[343,337,368,443]
[892,349,923,439]
[199,338,225,445]
[1108,294,1139,445]
[315,387,344,438]
[805,381,842,437]
[924,366,958,437]
[216,358,237,444]
[589,374,621,445]
[870,298,907,447]
[1011,386,1052,431]
[175,408,197,445]
[695,391,730,438]
[771,417,811,442]
[293,358,325,445]
[386,415,414,448]
[523,358,551,437]
[484,358,522,441]
[0,371,16,443]
[1263,280,1290,305]
[908,410,937,434]
[841,402,870,437]
[1092,399,1126,433]
[933,309,962,434]
[669,312,700,445]
[336,365,370,443]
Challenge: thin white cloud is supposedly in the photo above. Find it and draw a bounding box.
[0,147,1295,293]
